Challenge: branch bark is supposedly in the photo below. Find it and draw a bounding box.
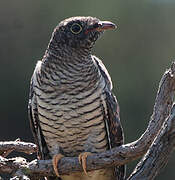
[0,140,37,157]
[1,62,175,179]
[128,104,175,180]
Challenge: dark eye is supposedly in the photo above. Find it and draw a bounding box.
[70,23,82,34]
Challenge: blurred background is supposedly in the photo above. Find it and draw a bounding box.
[0,0,175,179]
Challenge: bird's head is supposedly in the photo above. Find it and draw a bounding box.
[49,16,116,54]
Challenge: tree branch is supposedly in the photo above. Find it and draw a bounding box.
[1,62,175,179]
[128,103,175,180]
[0,140,37,157]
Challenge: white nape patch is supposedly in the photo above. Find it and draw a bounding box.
[34,60,42,73]
[101,94,112,149]
[32,60,42,86]
[92,55,113,90]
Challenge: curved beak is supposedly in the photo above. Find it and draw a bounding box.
[96,21,117,31]
[85,21,117,34]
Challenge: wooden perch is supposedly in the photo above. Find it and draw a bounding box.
[0,140,37,157]
[128,104,175,180]
[1,62,175,179]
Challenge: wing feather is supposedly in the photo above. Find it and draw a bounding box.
[94,55,125,179]
[28,74,50,160]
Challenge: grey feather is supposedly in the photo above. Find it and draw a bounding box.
[28,16,124,180]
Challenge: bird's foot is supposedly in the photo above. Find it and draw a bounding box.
[52,154,64,177]
[78,152,92,175]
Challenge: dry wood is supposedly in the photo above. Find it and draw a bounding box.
[1,62,175,179]
[0,140,37,157]
[128,104,175,180]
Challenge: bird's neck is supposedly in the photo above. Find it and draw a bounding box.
[42,47,94,71]
[40,38,101,89]
[46,38,92,61]
[41,46,100,90]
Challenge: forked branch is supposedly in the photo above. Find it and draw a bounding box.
[1,62,175,179]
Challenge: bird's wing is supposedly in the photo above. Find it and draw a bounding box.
[93,55,125,179]
[28,73,50,160]
[104,91,125,179]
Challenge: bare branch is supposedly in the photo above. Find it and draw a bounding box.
[128,103,175,180]
[0,141,37,157]
[1,62,175,179]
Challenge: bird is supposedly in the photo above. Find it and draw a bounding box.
[28,16,125,180]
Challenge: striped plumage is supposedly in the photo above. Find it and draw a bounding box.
[28,16,125,180]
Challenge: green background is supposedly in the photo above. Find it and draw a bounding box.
[0,0,175,179]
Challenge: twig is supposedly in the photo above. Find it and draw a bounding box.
[0,141,37,157]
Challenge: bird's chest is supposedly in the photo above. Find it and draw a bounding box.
[37,81,108,157]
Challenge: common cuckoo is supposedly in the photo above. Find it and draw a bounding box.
[28,16,125,180]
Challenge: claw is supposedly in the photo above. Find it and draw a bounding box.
[52,154,64,177]
[78,152,92,175]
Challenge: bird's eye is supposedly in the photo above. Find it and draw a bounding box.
[70,23,82,34]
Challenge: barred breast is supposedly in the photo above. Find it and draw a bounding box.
[32,56,109,157]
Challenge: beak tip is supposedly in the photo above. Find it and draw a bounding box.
[113,24,117,29]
